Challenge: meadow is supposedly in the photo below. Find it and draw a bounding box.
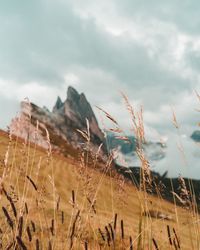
[0,101,200,249]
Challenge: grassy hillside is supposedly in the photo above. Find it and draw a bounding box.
[0,130,199,249]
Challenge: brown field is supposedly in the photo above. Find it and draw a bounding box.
[0,129,199,249]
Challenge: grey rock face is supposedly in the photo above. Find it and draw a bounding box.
[10,86,107,156]
[53,86,105,144]
[53,96,64,112]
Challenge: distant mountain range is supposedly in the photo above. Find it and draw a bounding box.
[106,133,137,154]
[191,130,200,142]
[106,132,166,168]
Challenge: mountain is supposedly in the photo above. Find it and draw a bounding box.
[191,130,200,142]
[106,133,136,154]
[106,133,166,168]
[10,86,107,158]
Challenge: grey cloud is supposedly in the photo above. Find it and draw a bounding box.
[184,46,200,71]
[0,96,20,128]
[114,0,200,34]
[0,0,90,84]
[0,0,199,134]
[0,0,190,93]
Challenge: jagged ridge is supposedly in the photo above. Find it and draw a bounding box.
[10,86,107,157]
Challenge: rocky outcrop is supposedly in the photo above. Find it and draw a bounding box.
[10,86,107,157]
[53,86,105,145]
[143,210,173,221]
[53,96,63,112]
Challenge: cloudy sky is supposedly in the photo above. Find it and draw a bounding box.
[1,0,200,139]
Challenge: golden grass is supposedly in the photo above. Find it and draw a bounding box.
[0,129,200,250]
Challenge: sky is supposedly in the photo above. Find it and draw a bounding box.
[1,1,200,177]
[1,0,200,132]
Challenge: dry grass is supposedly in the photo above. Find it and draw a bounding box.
[0,128,199,250]
[0,95,200,249]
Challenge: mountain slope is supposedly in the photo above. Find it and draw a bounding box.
[0,130,198,249]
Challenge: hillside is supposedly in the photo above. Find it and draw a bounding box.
[0,130,199,249]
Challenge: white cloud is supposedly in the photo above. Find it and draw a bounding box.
[0,79,69,115]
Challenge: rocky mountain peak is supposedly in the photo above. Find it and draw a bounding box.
[53,96,63,112]
[66,89,96,121]
[67,86,80,102]
[10,86,107,158]
[51,86,102,140]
